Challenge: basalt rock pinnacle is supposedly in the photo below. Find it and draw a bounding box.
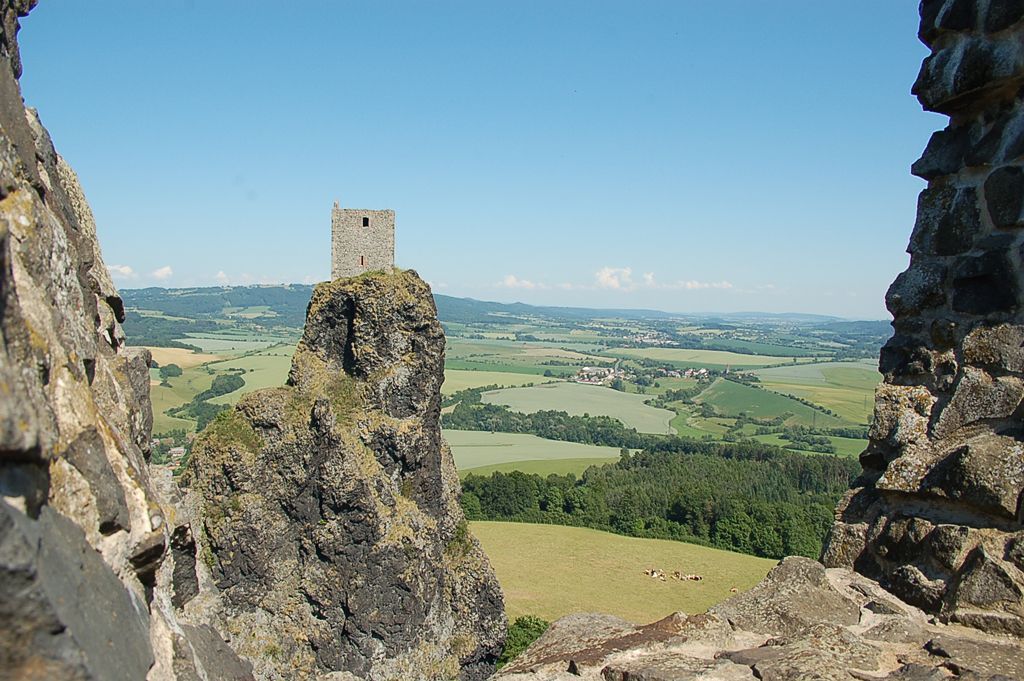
[182,271,506,680]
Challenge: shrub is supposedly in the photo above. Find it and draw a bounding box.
[498,616,549,668]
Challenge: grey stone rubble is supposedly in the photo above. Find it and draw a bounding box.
[494,1,1024,678]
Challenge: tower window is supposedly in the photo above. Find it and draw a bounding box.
[359,255,367,267]
[362,217,370,227]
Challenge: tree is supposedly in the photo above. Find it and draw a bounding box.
[159,363,183,379]
[461,491,483,519]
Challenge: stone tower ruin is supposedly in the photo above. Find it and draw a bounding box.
[330,202,395,279]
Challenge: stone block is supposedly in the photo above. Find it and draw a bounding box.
[885,261,948,316]
[0,501,153,681]
[963,323,1024,372]
[925,434,1024,518]
[927,524,971,571]
[951,250,1018,315]
[63,427,129,535]
[985,0,1024,33]
[933,366,1024,436]
[946,547,1024,611]
[914,36,1024,115]
[912,126,970,179]
[910,185,980,256]
[984,164,1024,227]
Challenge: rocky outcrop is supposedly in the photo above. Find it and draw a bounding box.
[494,557,1024,680]
[0,3,503,679]
[0,4,269,681]
[822,0,1024,638]
[180,271,506,680]
[0,1,252,679]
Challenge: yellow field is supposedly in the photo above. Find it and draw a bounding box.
[471,522,775,624]
[144,346,221,369]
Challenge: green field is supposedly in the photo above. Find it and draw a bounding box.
[442,369,558,394]
[446,430,625,471]
[602,347,802,370]
[481,382,675,434]
[149,366,216,433]
[445,338,609,376]
[751,433,868,459]
[208,345,295,405]
[694,378,847,427]
[752,361,880,424]
[471,522,775,623]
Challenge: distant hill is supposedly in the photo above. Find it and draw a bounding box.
[119,284,889,352]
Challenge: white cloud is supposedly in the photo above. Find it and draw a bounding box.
[673,280,734,290]
[595,266,634,290]
[107,264,136,280]
[214,270,229,284]
[499,274,546,290]
[151,265,173,281]
[593,267,733,292]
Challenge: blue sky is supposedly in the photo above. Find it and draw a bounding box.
[20,2,939,319]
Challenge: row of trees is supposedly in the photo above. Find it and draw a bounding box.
[443,398,648,449]
[461,440,858,560]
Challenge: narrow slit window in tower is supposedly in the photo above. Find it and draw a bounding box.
[362,216,370,227]
[359,255,367,267]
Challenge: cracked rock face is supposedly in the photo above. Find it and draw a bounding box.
[0,1,251,679]
[823,0,1024,639]
[182,271,506,681]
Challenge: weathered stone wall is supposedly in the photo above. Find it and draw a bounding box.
[331,205,395,279]
[823,0,1024,637]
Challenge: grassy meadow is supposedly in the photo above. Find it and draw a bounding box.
[208,345,296,405]
[445,430,624,472]
[481,382,675,434]
[445,338,610,376]
[471,521,776,623]
[752,360,880,424]
[694,378,847,428]
[442,369,557,394]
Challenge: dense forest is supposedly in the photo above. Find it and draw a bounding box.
[461,440,859,560]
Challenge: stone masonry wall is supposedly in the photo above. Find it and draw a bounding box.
[331,205,395,278]
[823,0,1024,637]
